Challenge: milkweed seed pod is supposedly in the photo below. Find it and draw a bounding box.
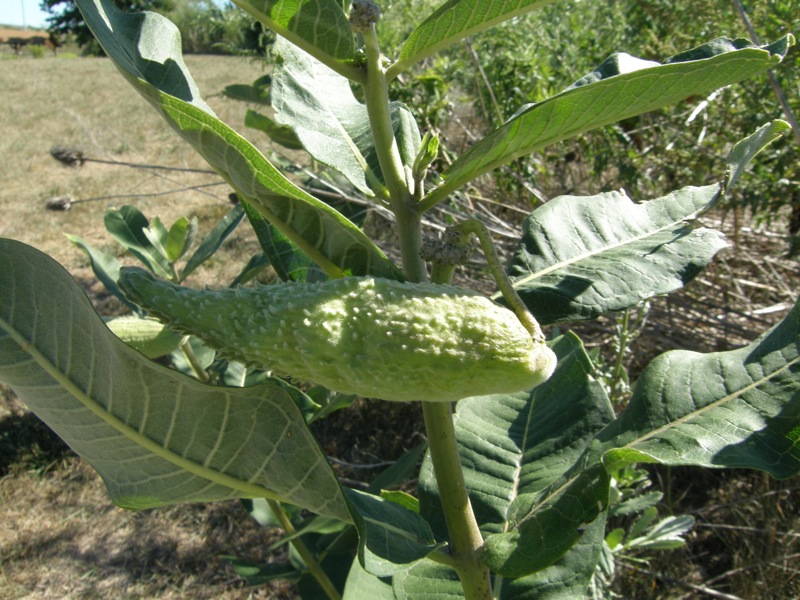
[118,268,556,402]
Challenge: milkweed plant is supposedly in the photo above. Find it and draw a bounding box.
[0,0,797,598]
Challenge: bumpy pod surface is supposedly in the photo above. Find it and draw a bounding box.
[118,268,556,402]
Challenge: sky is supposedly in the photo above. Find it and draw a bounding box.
[0,0,230,29]
[0,0,51,29]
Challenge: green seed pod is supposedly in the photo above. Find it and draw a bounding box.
[118,268,556,402]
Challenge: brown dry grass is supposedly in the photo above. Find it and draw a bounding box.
[0,52,265,283]
[0,52,295,599]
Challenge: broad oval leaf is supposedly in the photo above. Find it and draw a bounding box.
[505,185,728,324]
[422,35,794,208]
[75,0,402,281]
[388,0,556,79]
[392,560,463,599]
[599,297,800,478]
[497,511,607,599]
[0,239,350,521]
[343,558,395,600]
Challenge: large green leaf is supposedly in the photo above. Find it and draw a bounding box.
[419,334,614,578]
[600,297,800,478]
[272,38,421,198]
[231,0,360,80]
[74,0,402,281]
[498,511,607,599]
[388,0,556,79]
[421,36,794,209]
[392,560,463,599]
[346,488,443,577]
[505,185,727,324]
[0,239,350,521]
[343,558,395,600]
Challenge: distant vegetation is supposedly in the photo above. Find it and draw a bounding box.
[377,0,799,239]
[40,0,272,54]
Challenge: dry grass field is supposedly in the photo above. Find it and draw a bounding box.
[1,48,799,600]
[0,51,297,599]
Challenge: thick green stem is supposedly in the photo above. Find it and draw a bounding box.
[267,499,342,600]
[422,402,492,600]
[361,26,427,283]
[360,17,488,598]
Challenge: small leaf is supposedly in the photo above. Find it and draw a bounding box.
[726,119,791,190]
[142,216,171,260]
[65,233,142,313]
[346,488,442,577]
[506,185,727,324]
[245,109,304,150]
[369,442,427,493]
[165,216,197,262]
[605,528,625,550]
[229,253,270,287]
[182,205,245,279]
[104,206,173,278]
[224,556,301,585]
[390,0,556,78]
[610,490,662,518]
[626,515,695,551]
[239,197,325,283]
[222,76,271,105]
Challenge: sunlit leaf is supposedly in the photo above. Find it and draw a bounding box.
[505,185,727,324]
[422,36,794,208]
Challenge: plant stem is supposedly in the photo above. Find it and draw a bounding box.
[267,499,342,600]
[179,339,209,383]
[452,219,543,341]
[361,17,489,599]
[361,26,427,283]
[422,402,492,600]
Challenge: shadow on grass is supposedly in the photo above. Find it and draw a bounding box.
[0,404,74,476]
